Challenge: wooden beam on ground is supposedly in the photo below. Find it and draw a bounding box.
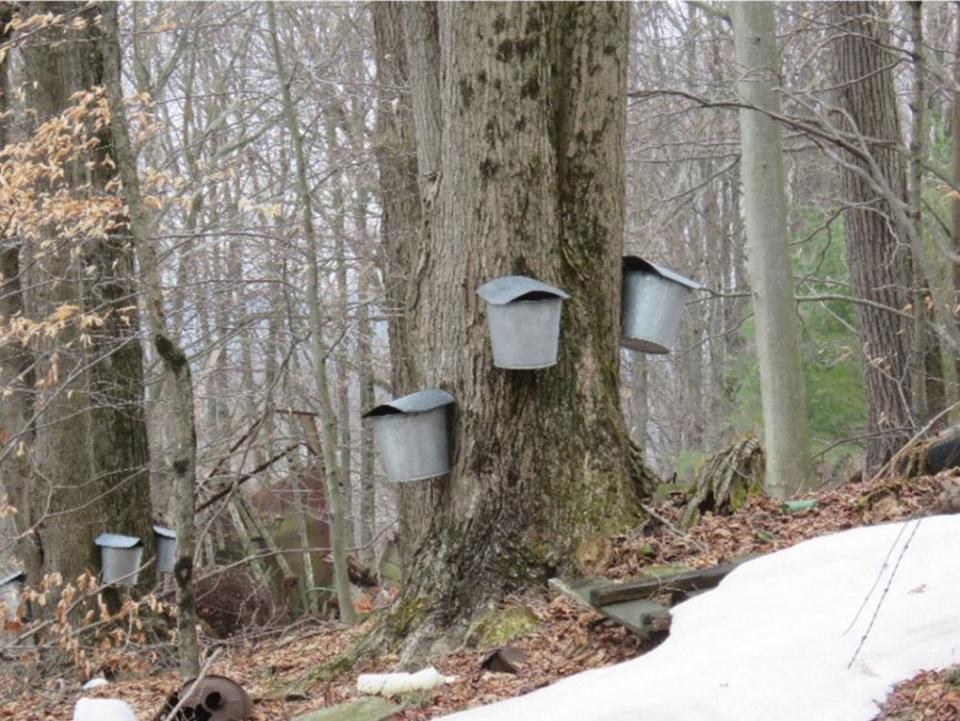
[549,577,671,636]
[588,557,753,607]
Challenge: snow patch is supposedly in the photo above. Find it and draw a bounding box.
[442,515,960,721]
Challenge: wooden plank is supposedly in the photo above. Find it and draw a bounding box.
[588,558,752,607]
[549,577,671,636]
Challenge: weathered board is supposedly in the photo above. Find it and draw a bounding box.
[588,557,753,607]
[549,577,671,636]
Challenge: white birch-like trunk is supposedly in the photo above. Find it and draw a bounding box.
[731,1,815,497]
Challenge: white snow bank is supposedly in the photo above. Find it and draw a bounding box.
[443,515,960,721]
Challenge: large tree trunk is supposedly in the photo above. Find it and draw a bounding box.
[12,1,153,589]
[382,2,654,645]
[830,1,915,475]
[730,1,814,498]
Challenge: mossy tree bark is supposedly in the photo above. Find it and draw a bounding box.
[379,2,655,644]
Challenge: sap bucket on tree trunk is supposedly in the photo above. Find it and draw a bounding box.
[94,533,144,587]
[621,256,701,353]
[476,275,570,369]
[153,525,176,574]
[363,389,455,482]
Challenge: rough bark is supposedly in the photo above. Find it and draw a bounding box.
[385,2,654,647]
[14,1,153,590]
[730,1,814,497]
[372,2,429,573]
[907,0,930,426]
[372,2,422,396]
[830,1,915,475]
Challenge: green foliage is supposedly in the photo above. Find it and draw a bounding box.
[672,449,710,483]
[729,207,865,461]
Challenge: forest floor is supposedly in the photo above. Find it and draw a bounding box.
[2,469,958,721]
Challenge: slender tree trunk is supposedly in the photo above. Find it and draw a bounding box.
[907,0,948,426]
[730,1,814,497]
[266,3,355,625]
[951,1,960,415]
[385,3,654,648]
[100,3,200,676]
[324,109,355,545]
[830,1,915,475]
[354,194,377,565]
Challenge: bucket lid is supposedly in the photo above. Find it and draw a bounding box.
[0,571,26,587]
[94,533,143,549]
[623,256,701,290]
[153,525,176,539]
[476,275,570,305]
[363,388,455,418]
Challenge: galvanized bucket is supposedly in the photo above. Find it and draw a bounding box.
[621,256,700,354]
[476,275,570,369]
[0,571,25,620]
[154,526,176,574]
[363,388,455,482]
[95,533,144,587]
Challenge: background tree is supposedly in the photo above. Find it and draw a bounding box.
[830,1,916,475]
[730,0,814,497]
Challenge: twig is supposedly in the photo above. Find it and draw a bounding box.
[641,502,710,554]
[871,401,960,482]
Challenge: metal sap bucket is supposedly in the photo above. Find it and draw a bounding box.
[363,388,455,482]
[621,256,700,354]
[476,275,570,369]
[95,533,144,586]
[154,526,176,574]
[0,571,25,621]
